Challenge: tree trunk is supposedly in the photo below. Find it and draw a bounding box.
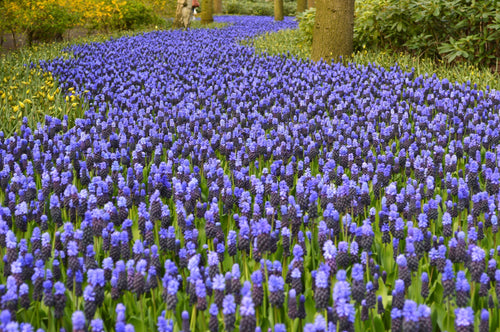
[308,0,315,8]
[274,0,284,21]
[297,0,307,13]
[12,30,17,48]
[311,0,354,63]
[213,0,222,14]
[173,0,193,29]
[201,0,213,24]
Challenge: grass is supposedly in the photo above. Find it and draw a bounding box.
[249,28,500,91]
[0,20,227,137]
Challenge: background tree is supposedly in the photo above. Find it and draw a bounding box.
[311,0,354,62]
[308,0,315,8]
[274,0,283,21]
[201,0,213,24]
[0,0,21,47]
[297,0,307,13]
[213,0,222,14]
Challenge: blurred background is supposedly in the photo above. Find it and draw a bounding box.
[0,0,301,51]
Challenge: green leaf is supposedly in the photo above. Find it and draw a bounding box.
[446,51,461,63]
[429,281,444,303]
[305,294,317,322]
[373,315,386,332]
[129,317,146,332]
[432,303,447,332]
[396,22,403,32]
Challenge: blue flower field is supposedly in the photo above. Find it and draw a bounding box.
[1,16,500,332]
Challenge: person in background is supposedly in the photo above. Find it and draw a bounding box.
[192,0,200,20]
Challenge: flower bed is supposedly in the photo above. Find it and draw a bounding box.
[1,15,500,331]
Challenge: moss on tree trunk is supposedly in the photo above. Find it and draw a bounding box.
[311,0,354,63]
[274,0,284,21]
[201,0,213,24]
[297,0,307,13]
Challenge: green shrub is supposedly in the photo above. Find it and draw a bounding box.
[356,0,500,68]
[224,1,296,17]
[283,2,296,16]
[114,0,156,31]
[296,0,500,68]
[25,2,79,45]
[164,0,177,18]
[225,2,250,15]
[296,7,315,44]
[253,3,273,16]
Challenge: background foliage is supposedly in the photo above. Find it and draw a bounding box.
[249,28,500,91]
[224,0,297,17]
[0,0,170,45]
[0,0,301,45]
[297,0,500,69]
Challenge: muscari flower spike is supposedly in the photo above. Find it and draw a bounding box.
[71,311,85,330]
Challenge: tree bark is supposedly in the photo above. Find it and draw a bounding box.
[173,0,185,29]
[201,0,213,24]
[308,0,315,8]
[274,0,284,21]
[173,0,193,29]
[311,0,354,63]
[213,0,222,14]
[12,30,17,48]
[297,0,307,13]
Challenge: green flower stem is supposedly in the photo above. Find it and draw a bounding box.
[190,305,197,331]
